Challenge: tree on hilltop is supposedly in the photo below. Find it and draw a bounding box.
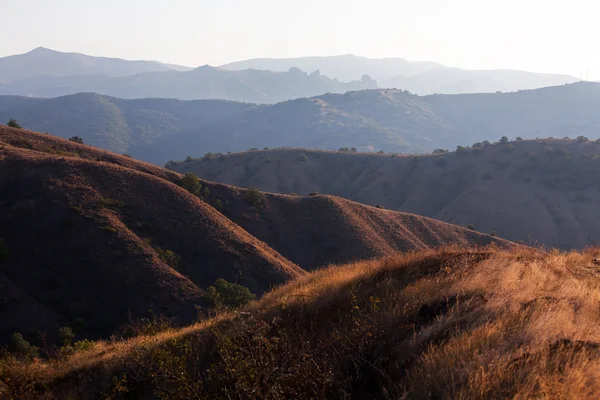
[6,119,21,129]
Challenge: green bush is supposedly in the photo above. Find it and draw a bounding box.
[181,172,202,195]
[6,119,22,129]
[309,191,319,196]
[350,147,357,153]
[214,199,223,211]
[204,279,256,308]
[499,136,509,144]
[203,186,211,198]
[338,147,350,152]
[246,187,266,207]
[9,333,39,360]
[577,136,589,143]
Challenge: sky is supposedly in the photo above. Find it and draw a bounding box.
[1,0,599,79]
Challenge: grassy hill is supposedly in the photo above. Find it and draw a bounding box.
[0,127,505,346]
[6,245,600,399]
[175,136,600,249]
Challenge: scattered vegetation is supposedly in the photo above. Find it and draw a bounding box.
[97,196,124,208]
[155,247,181,270]
[8,333,38,361]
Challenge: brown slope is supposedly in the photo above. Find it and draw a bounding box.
[195,181,512,270]
[0,129,302,342]
[177,140,600,249]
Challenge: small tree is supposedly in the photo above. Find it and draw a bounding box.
[181,172,202,195]
[338,147,350,152]
[499,136,509,144]
[516,137,523,141]
[58,327,75,347]
[246,187,266,207]
[577,135,589,143]
[6,119,21,129]
[350,147,357,153]
[69,136,84,144]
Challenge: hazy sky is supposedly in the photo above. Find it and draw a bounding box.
[1,0,598,78]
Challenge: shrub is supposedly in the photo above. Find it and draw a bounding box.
[472,142,482,148]
[203,152,217,160]
[577,135,589,143]
[516,137,523,141]
[309,191,319,196]
[9,333,39,360]
[482,140,491,146]
[377,150,385,154]
[69,136,84,144]
[98,196,124,208]
[338,147,350,152]
[246,187,266,207]
[181,172,202,195]
[203,279,255,308]
[58,327,75,347]
[214,199,223,211]
[350,147,357,153]
[6,119,22,128]
[466,224,475,230]
[0,238,9,261]
[203,186,211,198]
[432,149,448,154]
[156,247,180,270]
[490,231,498,237]
[499,136,509,144]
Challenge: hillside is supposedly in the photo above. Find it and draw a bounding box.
[0,127,303,343]
[6,245,600,399]
[0,127,510,344]
[3,83,600,165]
[221,54,577,94]
[175,137,600,249]
[0,47,190,81]
[0,63,377,103]
[192,183,510,270]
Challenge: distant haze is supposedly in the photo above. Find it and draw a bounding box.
[1,0,600,80]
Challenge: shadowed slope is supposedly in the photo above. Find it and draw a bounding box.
[0,128,302,342]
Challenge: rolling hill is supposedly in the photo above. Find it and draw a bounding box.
[5,245,600,399]
[0,47,190,81]
[175,136,600,249]
[3,82,600,165]
[0,127,508,345]
[221,54,577,94]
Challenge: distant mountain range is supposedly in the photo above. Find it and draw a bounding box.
[0,49,579,101]
[221,54,579,94]
[1,82,600,165]
[0,48,376,103]
[0,47,191,80]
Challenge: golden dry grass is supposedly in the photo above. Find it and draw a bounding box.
[5,245,600,399]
